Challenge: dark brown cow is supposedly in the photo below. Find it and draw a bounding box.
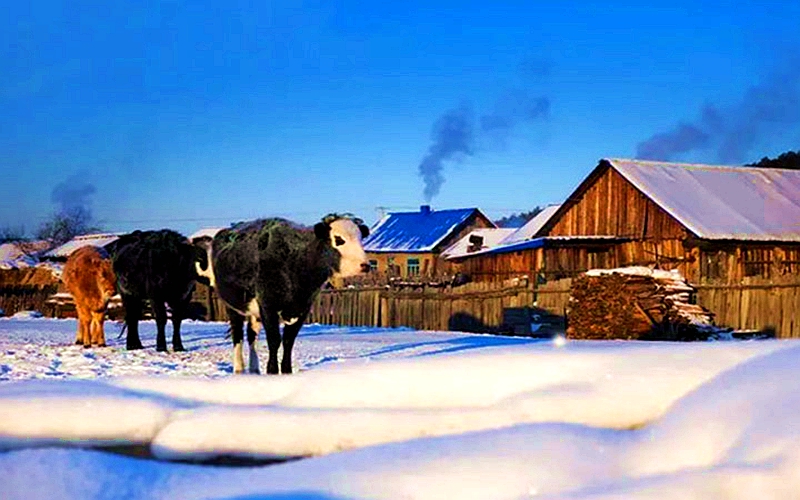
[62,246,117,348]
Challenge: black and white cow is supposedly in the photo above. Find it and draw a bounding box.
[106,229,207,352]
[200,215,370,374]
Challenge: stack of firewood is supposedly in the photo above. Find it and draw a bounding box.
[567,266,723,340]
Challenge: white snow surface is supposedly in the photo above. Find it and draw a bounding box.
[500,203,562,244]
[441,227,516,259]
[1,317,800,499]
[0,242,37,269]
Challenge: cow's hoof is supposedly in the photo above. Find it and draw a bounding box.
[74,340,82,345]
[173,345,185,352]
[83,344,91,349]
[266,363,279,375]
[156,345,168,353]
[127,344,143,351]
[96,343,107,348]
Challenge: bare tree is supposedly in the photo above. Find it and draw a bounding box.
[0,225,26,243]
[36,207,101,245]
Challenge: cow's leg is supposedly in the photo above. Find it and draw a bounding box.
[78,306,92,348]
[153,301,168,352]
[246,317,260,374]
[280,315,306,374]
[91,310,106,347]
[122,295,143,350]
[262,308,281,375]
[170,302,185,352]
[228,308,246,374]
[74,313,84,345]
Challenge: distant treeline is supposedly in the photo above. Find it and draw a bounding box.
[747,150,800,169]
[494,206,543,228]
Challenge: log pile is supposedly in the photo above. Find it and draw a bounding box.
[567,266,724,340]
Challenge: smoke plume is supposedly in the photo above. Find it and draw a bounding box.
[418,91,550,201]
[51,173,97,216]
[481,91,550,133]
[636,60,800,163]
[418,105,474,202]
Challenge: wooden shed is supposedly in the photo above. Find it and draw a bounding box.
[449,159,800,284]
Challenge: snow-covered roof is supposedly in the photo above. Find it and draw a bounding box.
[500,204,562,245]
[445,235,626,260]
[0,241,52,270]
[607,158,800,242]
[43,233,122,259]
[441,228,517,259]
[189,227,225,241]
[364,206,489,253]
[0,243,36,270]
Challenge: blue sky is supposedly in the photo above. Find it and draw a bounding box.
[2,0,800,237]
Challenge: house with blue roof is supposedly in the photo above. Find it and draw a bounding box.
[363,205,494,278]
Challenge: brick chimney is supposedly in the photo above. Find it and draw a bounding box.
[420,205,431,215]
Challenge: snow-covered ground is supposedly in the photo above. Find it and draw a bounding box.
[1,317,800,499]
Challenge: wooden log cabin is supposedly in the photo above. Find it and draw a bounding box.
[448,159,800,284]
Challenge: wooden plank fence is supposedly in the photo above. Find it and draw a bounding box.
[307,277,800,338]
[695,278,800,338]
[308,280,572,334]
[0,285,59,317]
[3,275,799,338]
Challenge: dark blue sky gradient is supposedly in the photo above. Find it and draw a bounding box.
[2,0,800,236]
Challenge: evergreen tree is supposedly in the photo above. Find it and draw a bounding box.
[747,150,800,169]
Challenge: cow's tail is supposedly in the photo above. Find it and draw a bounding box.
[116,322,128,340]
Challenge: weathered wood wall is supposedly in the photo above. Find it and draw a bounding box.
[307,280,572,333]
[192,282,229,322]
[5,275,797,339]
[305,275,800,339]
[0,285,59,317]
[449,247,541,282]
[548,167,688,239]
[696,244,800,283]
[695,277,800,338]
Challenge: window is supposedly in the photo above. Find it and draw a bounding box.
[743,248,771,278]
[387,257,399,276]
[407,258,420,276]
[369,260,378,272]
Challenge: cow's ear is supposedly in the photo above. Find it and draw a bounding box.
[359,224,370,238]
[314,222,330,241]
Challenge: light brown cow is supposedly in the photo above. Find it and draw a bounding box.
[62,246,117,347]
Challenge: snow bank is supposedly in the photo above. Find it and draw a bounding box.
[9,310,43,319]
[3,343,800,500]
[0,381,177,449]
[2,317,800,499]
[0,334,791,461]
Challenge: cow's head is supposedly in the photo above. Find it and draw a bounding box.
[95,249,118,307]
[315,214,370,278]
